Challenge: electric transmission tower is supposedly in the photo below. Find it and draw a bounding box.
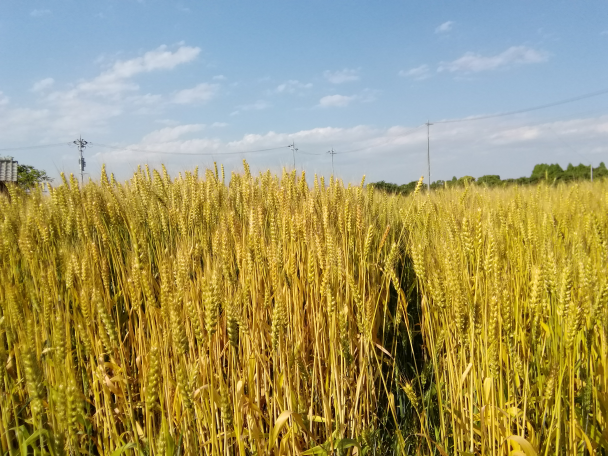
[73,136,88,184]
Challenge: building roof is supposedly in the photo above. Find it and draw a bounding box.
[0,159,18,182]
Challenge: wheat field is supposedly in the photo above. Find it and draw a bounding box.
[0,162,606,455]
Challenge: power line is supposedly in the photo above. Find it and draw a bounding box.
[546,125,587,161]
[2,84,607,185]
[545,125,595,181]
[0,143,69,152]
[296,151,323,156]
[336,124,426,154]
[433,87,608,124]
[422,88,608,189]
[91,143,291,156]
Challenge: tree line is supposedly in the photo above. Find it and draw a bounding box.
[370,162,608,195]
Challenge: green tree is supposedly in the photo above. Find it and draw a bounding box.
[530,163,564,181]
[458,175,475,185]
[594,162,608,178]
[477,175,501,187]
[430,179,446,190]
[17,164,53,189]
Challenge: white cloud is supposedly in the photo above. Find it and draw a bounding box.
[92,44,200,91]
[0,44,206,141]
[231,100,270,116]
[30,9,51,17]
[358,89,378,103]
[435,21,454,33]
[31,78,55,92]
[486,117,608,145]
[156,119,180,126]
[399,65,431,80]
[275,80,313,94]
[47,98,123,135]
[438,46,549,73]
[44,45,200,102]
[242,100,269,111]
[33,45,201,132]
[212,122,228,127]
[129,93,163,105]
[68,114,608,188]
[0,102,110,142]
[317,90,377,108]
[324,69,360,84]
[319,94,355,108]
[0,92,9,106]
[100,125,382,165]
[172,83,219,104]
[0,109,50,143]
[226,126,378,150]
[141,124,206,143]
[213,75,226,81]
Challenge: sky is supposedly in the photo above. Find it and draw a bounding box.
[0,1,607,185]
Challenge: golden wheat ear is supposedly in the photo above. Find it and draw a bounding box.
[0,164,604,455]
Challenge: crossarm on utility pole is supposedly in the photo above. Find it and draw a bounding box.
[327,148,336,176]
[289,142,298,170]
[73,136,88,185]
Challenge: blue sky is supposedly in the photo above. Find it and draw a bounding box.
[1,1,607,184]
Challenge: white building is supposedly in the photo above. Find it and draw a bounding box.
[0,157,18,192]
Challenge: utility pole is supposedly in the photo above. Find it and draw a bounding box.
[289,142,298,169]
[73,136,88,184]
[426,120,433,192]
[327,147,336,176]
